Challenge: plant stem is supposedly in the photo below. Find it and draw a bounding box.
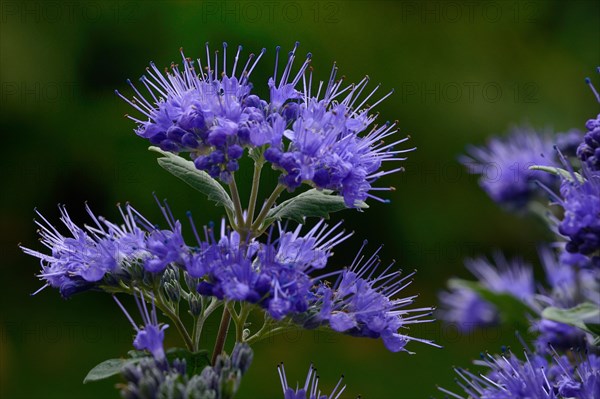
[228,176,245,225]
[246,324,295,345]
[250,184,286,233]
[211,177,249,363]
[193,298,222,351]
[235,304,252,342]
[109,282,195,352]
[211,305,232,365]
[246,162,263,229]
[154,296,195,352]
[224,207,237,231]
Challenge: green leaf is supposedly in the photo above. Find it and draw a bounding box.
[263,189,368,226]
[83,349,210,383]
[166,348,210,376]
[542,302,600,337]
[149,147,235,213]
[448,278,535,329]
[529,165,584,182]
[83,358,141,384]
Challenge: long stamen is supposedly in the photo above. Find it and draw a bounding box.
[586,76,600,103]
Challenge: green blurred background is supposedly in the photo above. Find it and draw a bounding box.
[1,0,598,397]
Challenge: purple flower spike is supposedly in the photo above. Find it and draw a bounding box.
[21,204,147,298]
[577,69,600,172]
[278,362,347,399]
[116,43,266,183]
[438,253,535,332]
[266,49,412,206]
[557,169,600,266]
[113,292,169,363]
[439,347,600,399]
[119,42,411,204]
[309,242,439,353]
[460,127,559,209]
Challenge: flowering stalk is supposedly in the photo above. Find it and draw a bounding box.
[212,303,233,365]
[246,158,264,230]
[251,184,287,233]
[107,281,196,352]
[438,69,600,399]
[22,40,436,398]
[208,176,246,364]
[228,177,245,232]
[192,297,221,351]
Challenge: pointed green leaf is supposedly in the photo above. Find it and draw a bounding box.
[83,358,141,384]
[149,147,235,213]
[448,278,535,329]
[166,348,210,376]
[263,189,368,226]
[529,165,584,182]
[542,302,600,337]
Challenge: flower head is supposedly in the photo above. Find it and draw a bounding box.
[21,199,195,298]
[555,352,600,399]
[119,42,411,205]
[577,69,600,172]
[144,221,188,273]
[556,129,585,158]
[438,287,499,332]
[277,363,348,399]
[556,168,600,267]
[21,204,146,297]
[264,52,412,207]
[467,254,536,299]
[533,247,597,351]
[439,347,599,399]
[460,127,558,209]
[191,219,351,320]
[116,43,268,183]
[438,253,535,331]
[439,349,556,399]
[302,242,438,353]
[119,342,253,399]
[113,292,169,363]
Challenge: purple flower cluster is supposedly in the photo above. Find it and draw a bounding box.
[438,253,535,332]
[304,243,438,353]
[118,42,410,206]
[119,342,253,399]
[188,223,436,352]
[460,127,558,209]
[577,71,600,172]
[20,204,150,297]
[116,44,264,184]
[556,129,585,158]
[113,292,169,364]
[533,248,593,351]
[191,219,350,321]
[557,169,600,268]
[22,201,434,352]
[264,71,411,207]
[439,247,598,348]
[277,363,347,399]
[439,348,600,399]
[442,70,600,399]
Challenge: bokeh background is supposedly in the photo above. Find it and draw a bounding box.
[1,0,599,398]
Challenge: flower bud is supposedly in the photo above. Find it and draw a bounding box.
[188,293,203,317]
[164,281,181,303]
